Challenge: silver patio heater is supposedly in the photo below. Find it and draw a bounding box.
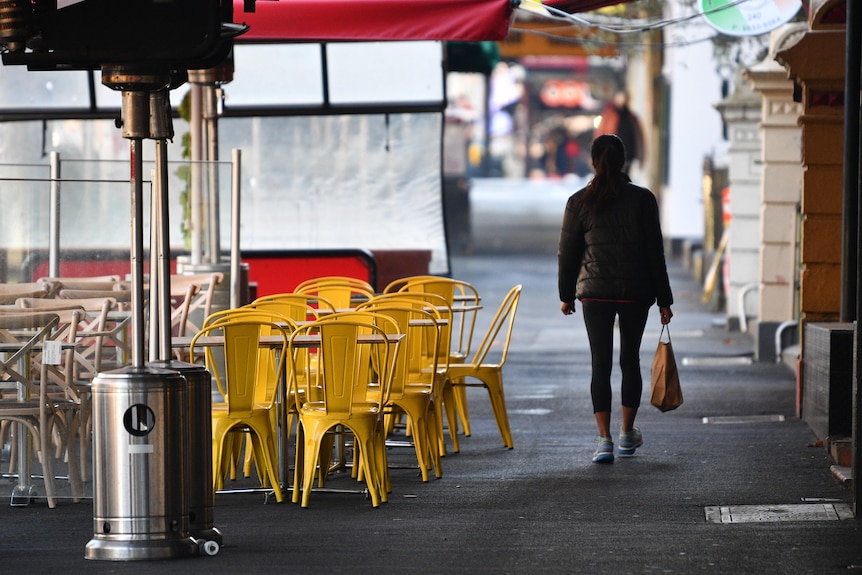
[85,67,197,561]
[145,84,221,554]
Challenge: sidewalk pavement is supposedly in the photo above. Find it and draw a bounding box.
[2,251,862,574]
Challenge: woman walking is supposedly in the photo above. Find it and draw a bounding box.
[558,134,673,463]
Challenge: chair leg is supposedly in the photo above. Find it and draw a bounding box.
[426,406,443,479]
[395,399,433,482]
[300,422,328,508]
[431,391,448,457]
[373,420,390,501]
[227,434,239,481]
[212,436,224,493]
[7,423,17,474]
[318,432,336,487]
[356,432,381,508]
[212,428,238,494]
[488,392,514,450]
[37,418,58,509]
[247,430,283,503]
[353,435,362,482]
[78,393,91,483]
[60,410,84,501]
[472,369,514,449]
[292,423,305,505]
[247,435,269,488]
[53,423,63,460]
[241,433,254,479]
[452,381,471,437]
[441,381,461,453]
[409,411,430,483]
[68,422,84,501]
[262,433,284,503]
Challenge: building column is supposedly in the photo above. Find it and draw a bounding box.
[745,23,806,362]
[715,72,763,334]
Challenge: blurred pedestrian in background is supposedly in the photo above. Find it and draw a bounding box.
[595,91,644,173]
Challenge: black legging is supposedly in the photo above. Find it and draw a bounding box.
[580,299,651,413]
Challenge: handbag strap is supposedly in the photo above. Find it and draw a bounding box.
[659,324,671,344]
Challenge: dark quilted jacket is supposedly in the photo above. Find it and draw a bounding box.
[557,182,673,307]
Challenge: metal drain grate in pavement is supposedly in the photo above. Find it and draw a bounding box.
[705,503,854,523]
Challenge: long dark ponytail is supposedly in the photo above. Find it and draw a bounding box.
[580,134,630,213]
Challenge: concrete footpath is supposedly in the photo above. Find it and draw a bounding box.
[2,250,861,574]
[0,250,862,574]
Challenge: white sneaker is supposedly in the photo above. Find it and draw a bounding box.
[618,427,643,456]
[592,436,614,463]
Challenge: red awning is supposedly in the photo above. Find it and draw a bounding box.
[233,0,517,42]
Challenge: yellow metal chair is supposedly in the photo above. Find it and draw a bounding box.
[294,276,376,310]
[198,307,294,486]
[287,312,399,507]
[354,299,443,482]
[200,307,294,414]
[444,284,522,450]
[373,289,465,454]
[385,275,479,360]
[246,297,328,474]
[387,276,480,440]
[190,312,293,503]
[252,292,337,317]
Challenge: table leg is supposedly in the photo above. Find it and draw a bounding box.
[10,355,34,506]
[10,423,34,506]
[277,363,288,489]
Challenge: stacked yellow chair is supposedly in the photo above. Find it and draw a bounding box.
[444,285,522,450]
[355,298,443,482]
[294,276,375,310]
[385,277,480,452]
[251,292,336,317]
[245,295,329,478]
[199,307,294,486]
[190,311,295,502]
[364,291,454,455]
[287,312,399,507]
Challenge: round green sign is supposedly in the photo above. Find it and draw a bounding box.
[701,0,801,37]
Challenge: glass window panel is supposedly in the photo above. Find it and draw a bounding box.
[326,42,444,105]
[94,81,122,109]
[0,67,92,109]
[227,44,324,106]
[219,113,448,274]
